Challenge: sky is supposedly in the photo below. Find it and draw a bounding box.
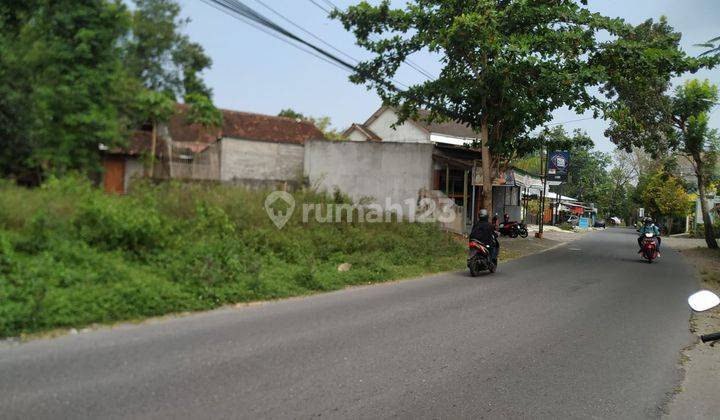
[177,0,720,153]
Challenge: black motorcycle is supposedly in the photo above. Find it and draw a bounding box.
[467,238,498,276]
[497,221,529,238]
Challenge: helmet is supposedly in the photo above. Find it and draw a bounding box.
[643,217,653,225]
[479,209,488,218]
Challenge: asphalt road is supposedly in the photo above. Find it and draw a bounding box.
[0,228,698,419]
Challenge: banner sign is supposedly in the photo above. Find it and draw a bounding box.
[547,151,570,182]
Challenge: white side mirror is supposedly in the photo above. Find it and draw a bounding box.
[688,290,720,312]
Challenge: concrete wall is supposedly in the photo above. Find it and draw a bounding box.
[492,186,522,222]
[124,158,144,192]
[695,196,720,225]
[220,138,304,184]
[366,108,429,143]
[304,140,434,208]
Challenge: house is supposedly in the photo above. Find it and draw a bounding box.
[309,106,523,233]
[342,106,479,146]
[102,105,325,193]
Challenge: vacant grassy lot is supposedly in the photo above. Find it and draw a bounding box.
[0,177,466,338]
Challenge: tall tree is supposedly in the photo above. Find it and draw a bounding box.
[331,0,619,210]
[605,166,634,222]
[0,0,132,179]
[136,90,175,177]
[124,0,213,99]
[0,0,218,183]
[597,18,718,247]
[641,168,690,234]
[0,1,37,183]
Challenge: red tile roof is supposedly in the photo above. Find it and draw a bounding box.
[117,105,326,156]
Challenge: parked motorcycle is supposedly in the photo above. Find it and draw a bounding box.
[467,239,497,276]
[638,232,659,263]
[688,290,720,344]
[497,221,529,238]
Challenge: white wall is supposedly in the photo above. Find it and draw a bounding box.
[366,108,429,143]
[304,140,434,208]
[347,129,369,142]
[124,158,144,192]
[220,138,304,183]
[696,196,720,225]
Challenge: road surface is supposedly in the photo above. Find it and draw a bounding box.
[0,228,698,419]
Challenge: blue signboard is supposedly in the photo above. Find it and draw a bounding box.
[547,151,570,182]
[578,217,590,229]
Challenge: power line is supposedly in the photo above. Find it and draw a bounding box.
[546,117,595,127]
[201,0,409,90]
[200,0,351,74]
[250,0,359,65]
[307,0,437,81]
[208,0,356,70]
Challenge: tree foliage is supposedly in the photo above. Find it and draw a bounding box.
[0,0,217,183]
[278,108,345,140]
[599,17,719,247]
[186,93,223,130]
[124,0,213,98]
[697,35,720,57]
[0,0,132,180]
[537,126,612,212]
[331,0,622,209]
[640,169,690,219]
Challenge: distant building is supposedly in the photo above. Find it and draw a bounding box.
[313,107,532,232]
[102,105,325,193]
[343,106,482,146]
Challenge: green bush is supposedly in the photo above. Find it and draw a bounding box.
[691,221,720,239]
[75,195,169,255]
[0,177,465,337]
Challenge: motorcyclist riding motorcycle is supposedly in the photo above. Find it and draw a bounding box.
[470,209,499,266]
[637,217,661,253]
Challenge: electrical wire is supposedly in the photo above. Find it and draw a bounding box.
[200,0,352,74]
[546,117,595,127]
[207,0,356,70]
[307,0,438,81]
[201,0,409,90]
[250,0,359,65]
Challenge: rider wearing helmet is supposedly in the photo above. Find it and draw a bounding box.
[637,217,661,251]
[471,209,500,266]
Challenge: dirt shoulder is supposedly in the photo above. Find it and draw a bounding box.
[498,229,582,262]
[664,242,720,420]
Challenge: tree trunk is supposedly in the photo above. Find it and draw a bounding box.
[149,121,157,178]
[480,117,492,212]
[695,163,718,248]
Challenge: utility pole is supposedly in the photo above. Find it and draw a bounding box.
[537,145,548,238]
